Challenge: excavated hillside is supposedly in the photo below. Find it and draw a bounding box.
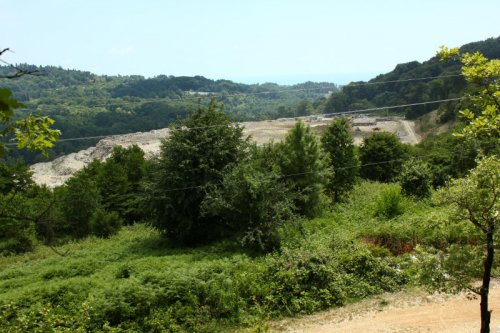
[31,117,420,187]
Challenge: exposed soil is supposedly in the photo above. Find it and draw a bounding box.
[271,280,500,333]
[30,116,419,187]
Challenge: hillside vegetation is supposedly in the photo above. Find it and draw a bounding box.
[0,181,481,333]
[0,38,499,332]
[324,36,500,120]
[1,36,498,164]
[0,67,336,163]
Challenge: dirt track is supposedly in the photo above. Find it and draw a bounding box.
[272,281,500,333]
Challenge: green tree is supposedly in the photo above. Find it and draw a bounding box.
[323,91,350,114]
[0,88,60,157]
[97,160,129,217]
[438,156,500,333]
[360,132,407,182]
[202,144,295,252]
[58,174,101,239]
[321,117,359,202]
[399,158,432,199]
[277,121,330,217]
[149,99,246,245]
[438,46,500,139]
[0,54,60,253]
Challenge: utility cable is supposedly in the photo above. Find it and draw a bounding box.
[5,95,469,146]
[150,159,407,193]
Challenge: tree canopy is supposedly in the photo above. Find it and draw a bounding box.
[359,132,407,182]
[149,100,246,245]
[321,117,359,202]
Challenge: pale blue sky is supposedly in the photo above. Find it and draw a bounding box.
[1,0,499,84]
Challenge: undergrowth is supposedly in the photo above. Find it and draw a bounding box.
[0,181,485,332]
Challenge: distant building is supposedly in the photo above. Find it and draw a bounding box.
[352,117,377,126]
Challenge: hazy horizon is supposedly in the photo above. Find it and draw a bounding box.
[2,0,499,86]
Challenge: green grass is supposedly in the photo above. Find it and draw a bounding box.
[0,181,477,332]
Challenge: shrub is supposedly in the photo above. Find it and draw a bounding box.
[399,158,432,198]
[373,186,405,219]
[201,144,296,252]
[90,209,123,238]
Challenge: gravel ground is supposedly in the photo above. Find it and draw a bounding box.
[271,280,500,333]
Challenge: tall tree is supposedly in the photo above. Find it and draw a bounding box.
[149,99,245,245]
[437,46,500,333]
[321,117,359,202]
[58,173,101,239]
[277,121,330,217]
[439,156,499,333]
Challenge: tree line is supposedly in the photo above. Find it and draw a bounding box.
[2,96,498,255]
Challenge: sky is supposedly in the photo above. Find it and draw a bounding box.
[1,0,499,85]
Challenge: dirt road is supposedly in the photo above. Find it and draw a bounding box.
[272,281,500,333]
[401,119,421,145]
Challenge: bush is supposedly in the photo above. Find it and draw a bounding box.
[201,144,296,252]
[399,158,432,199]
[90,209,123,238]
[360,132,408,182]
[0,229,36,255]
[374,186,405,219]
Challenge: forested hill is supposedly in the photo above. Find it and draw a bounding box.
[324,36,500,120]
[1,36,499,163]
[0,66,337,163]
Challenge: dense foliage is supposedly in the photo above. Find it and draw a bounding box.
[276,121,330,217]
[359,132,408,182]
[324,36,500,120]
[0,65,337,163]
[321,116,359,202]
[0,183,411,333]
[398,158,432,199]
[149,100,246,245]
[1,36,500,333]
[201,144,296,251]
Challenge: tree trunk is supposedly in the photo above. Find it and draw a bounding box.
[480,231,494,333]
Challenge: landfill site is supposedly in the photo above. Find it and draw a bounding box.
[30,116,420,188]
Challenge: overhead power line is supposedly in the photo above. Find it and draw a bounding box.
[322,96,469,117]
[153,159,407,193]
[5,95,468,146]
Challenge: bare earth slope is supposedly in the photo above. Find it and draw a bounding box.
[272,280,500,333]
[31,117,418,187]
